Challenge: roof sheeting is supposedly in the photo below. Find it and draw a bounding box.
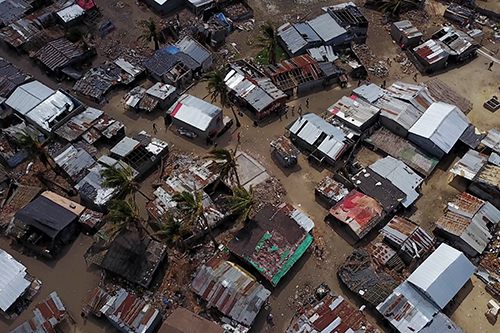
[54,107,103,142]
[450,149,488,180]
[353,83,384,103]
[191,256,271,327]
[278,23,308,55]
[0,57,32,98]
[35,38,85,71]
[54,144,96,183]
[25,90,76,131]
[0,249,31,312]
[6,81,54,115]
[0,0,31,26]
[307,45,338,62]
[307,13,346,44]
[168,94,222,132]
[381,216,434,258]
[409,102,469,154]
[386,81,435,112]
[407,243,475,309]
[56,4,85,23]
[146,82,176,100]
[393,20,423,39]
[419,312,465,333]
[110,136,140,158]
[369,156,423,207]
[413,39,449,65]
[175,36,211,65]
[328,95,380,130]
[481,129,500,154]
[375,94,424,130]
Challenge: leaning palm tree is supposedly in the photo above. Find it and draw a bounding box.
[101,166,152,204]
[173,191,218,247]
[19,131,54,171]
[103,199,155,239]
[254,21,278,65]
[202,68,241,127]
[138,18,160,50]
[226,185,256,223]
[152,216,192,251]
[206,147,240,187]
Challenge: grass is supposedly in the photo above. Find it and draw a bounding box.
[255,45,288,65]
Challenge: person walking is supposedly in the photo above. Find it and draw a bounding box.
[152,123,157,135]
[488,61,494,71]
[357,79,362,87]
[306,98,309,108]
[291,105,295,116]
[284,107,288,119]
[413,73,418,82]
[237,132,241,143]
[381,80,386,89]
[298,105,302,116]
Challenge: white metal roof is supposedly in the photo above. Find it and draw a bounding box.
[56,4,85,23]
[328,95,380,129]
[0,249,31,312]
[407,243,475,309]
[146,82,176,100]
[278,23,308,55]
[110,137,140,158]
[307,13,346,44]
[353,83,385,103]
[450,149,488,180]
[6,81,54,115]
[370,156,423,208]
[168,94,222,132]
[25,90,75,131]
[409,102,469,154]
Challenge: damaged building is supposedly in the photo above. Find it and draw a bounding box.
[315,176,349,206]
[322,2,368,43]
[228,202,314,286]
[270,135,301,168]
[35,37,95,73]
[327,95,380,133]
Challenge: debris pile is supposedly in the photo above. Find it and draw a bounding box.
[287,282,315,311]
[401,9,430,30]
[351,43,389,78]
[253,176,287,210]
[394,52,416,75]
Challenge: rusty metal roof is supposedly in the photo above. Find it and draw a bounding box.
[191,256,271,327]
[55,107,103,142]
[264,55,324,91]
[79,208,103,229]
[0,57,32,98]
[380,216,434,258]
[286,294,376,333]
[315,176,349,203]
[35,38,85,71]
[450,149,488,181]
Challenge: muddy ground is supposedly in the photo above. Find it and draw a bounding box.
[1,0,500,332]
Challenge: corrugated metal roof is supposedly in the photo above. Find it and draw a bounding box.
[278,23,308,55]
[0,0,31,26]
[175,36,211,65]
[114,58,144,77]
[450,149,488,180]
[413,39,449,65]
[474,164,500,188]
[290,113,345,141]
[419,312,465,333]
[6,81,54,115]
[25,90,75,132]
[482,129,500,153]
[407,243,475,309]
[56,4,85,23]
[191,256,271,327]
[329,190,383,238]
[377,280,439,333]
[55,107,103,142]
[75,164,116,206]
[393,20,423,39]
[0,18,40,48]
[409,102,469,154]
[0,57,32,98]
[110,136,140,158]
[353,83,384,103]
[146,82,176,100]
[293,23,321,43]
[274,202,315,233]
[315,176,349,202]
[369,156,423,208]
[0,249,31,312]
[489,152,500,166]
[186,0,213,8]
[434,26,472,56]
[328,95,380,129]
[307,13,346,44]
[168,94,221,132]
[35,38,85,71]
[380,216,434,258]
[386,81,435,112]
[375,94,424,130]
[307,45,338,62]
[54,144,96,183]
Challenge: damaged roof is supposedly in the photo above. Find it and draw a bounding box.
[375,94,424,131]
[224,69,276,113]
[481,129,500,154]
[329,190,384,239]
[307,13,346,44]
[450,149,488,180]
[192,256,271,327]
[0,248,31,312]
[328,95,380,130]
[393,20,423,39]
[315,176,349,203]
[54,107,103,142]
[381,216,434,258]
[159,308,224,333]
[35,38,85,71]
[0,57,32,98]
[75,164,117,207]
[278,23,308,55]
[54,144,96,183]
[175,36,211,65]
[0,0,31,27]
[56,4,85,23]
[386,81,435,112]
[413,39,449,65]
[228,203,313,286]
[265,55,325,91]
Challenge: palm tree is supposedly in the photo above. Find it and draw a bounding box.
[152,216,192,251]
[206,147,240,187]
[101,166,152,204]
[138,18,160,50]
[226,185,256,223]
[379,0,418,15]
[254,21,278,65]
[103,199,155,239]
[173,191,218,247]
[19,131,54,171]
[202,68,241,127]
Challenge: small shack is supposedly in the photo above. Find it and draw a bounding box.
[469,164,500,210]
[175,36,213,71]
[270,135,301,167]
[391,20,423,49]
[56,4,86,28]
[166,94,222,138]
[327,95,380,133]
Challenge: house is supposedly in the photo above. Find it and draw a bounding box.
[143,0,183,15]
[166,94,223,138]
[327,95,380,133]
[444,4,474,26]
[368,156,423,208]
[431,26,479,63]
[9,191,85,258]
[9,292,68,333]
[408,102,469,158]
[175,36,212,71]
[270,135,301,167]
[286,294,376,333]
[385,81,435,112]
[307,13,347,46]
[315,176,349,206]
[412,39,450,73]
[0,18,41,50]
[264,55,326,96]
[450,149,488,181]
[75,162,118,211]
[323,2,369,44]
[288,113,353,165]
[277,22,322,57]
[435,192,500,257]
[186,0,213,15]
[53,144,96,184]
[0,249,36,315]
[228,202,314,286]
[158,308,224,333]
[0,0,31,27]
[109,131,168,178]
[391,20,423,49]
[352,83,384,104]
[35,38,94,73]
[224,66,286,119]
[84,287,162,333]
[56,4,86,28]
[84,230,167,288]
[143,47,201,86]
[469,164,500,210]
[0,57,32,98]
[368,128,439,177]
[329,190,384,240]
[191,256,271,327]
[481,129,500,154]
[375,94,424,138]
[144,82,177,110]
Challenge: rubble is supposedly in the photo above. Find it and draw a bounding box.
[351,43,389,78]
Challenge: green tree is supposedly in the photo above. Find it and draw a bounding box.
[19,131,54,171]
[226,185,256,223]
[206,147,240,187]
[152,216,192,251]
[254,21,278,65]
[173,191,218,248]
[101,166,152,204]
[202,68,241,127]
[138,18,160,50]
[104,199,155,239]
